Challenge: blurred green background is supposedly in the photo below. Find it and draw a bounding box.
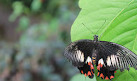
[0,0,80,81]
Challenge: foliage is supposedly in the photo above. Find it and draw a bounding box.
[0,0,80,81]
[70,74,96,81]
[71,0,137,81]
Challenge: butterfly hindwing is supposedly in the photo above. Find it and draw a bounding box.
[96,41,137,80]
[78,61,94,78]
[97,65,116,80]
[96,58,116,80]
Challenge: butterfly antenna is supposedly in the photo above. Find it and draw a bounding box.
[95,20,106,35]
[82,23,94,35]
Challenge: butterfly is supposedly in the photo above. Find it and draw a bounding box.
[64,35,137,80]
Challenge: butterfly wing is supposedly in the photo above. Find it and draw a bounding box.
[64,39,95,78]
[96,41,137,80]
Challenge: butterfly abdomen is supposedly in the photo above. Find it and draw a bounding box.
[92,49,97,65]
[92,56,96,65]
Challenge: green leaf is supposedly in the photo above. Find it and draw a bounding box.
[71,0,137,81]
[31,0,42,12]
[17,16,30,31]
[9,1,24,22]
[70,74,96,81]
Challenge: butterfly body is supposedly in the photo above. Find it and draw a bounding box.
[64,35,137,80]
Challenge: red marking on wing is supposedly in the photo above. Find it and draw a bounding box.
[110,75,114,79]
[88,62,92,65]
[97,72,100,76]
[97,63,103,71]
[90,63,94,75]
[100,64,103,67]
[81,70,83,74]
[87,71,91,76]
[84,73,87,77]
[90,64,94,70]
[105,76,109,80]
[98,63,103,67]
[97,66,100,71]
[100,73,104,79]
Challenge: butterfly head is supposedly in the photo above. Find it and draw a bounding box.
[94,35,98,42]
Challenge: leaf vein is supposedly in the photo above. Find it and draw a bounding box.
[101,0,134,36]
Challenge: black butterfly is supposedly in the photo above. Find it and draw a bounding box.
[64,35,137,80]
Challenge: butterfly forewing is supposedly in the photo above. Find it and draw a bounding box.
[64,39,96,78]
[64,39,95,67]
[97,41,137,71]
